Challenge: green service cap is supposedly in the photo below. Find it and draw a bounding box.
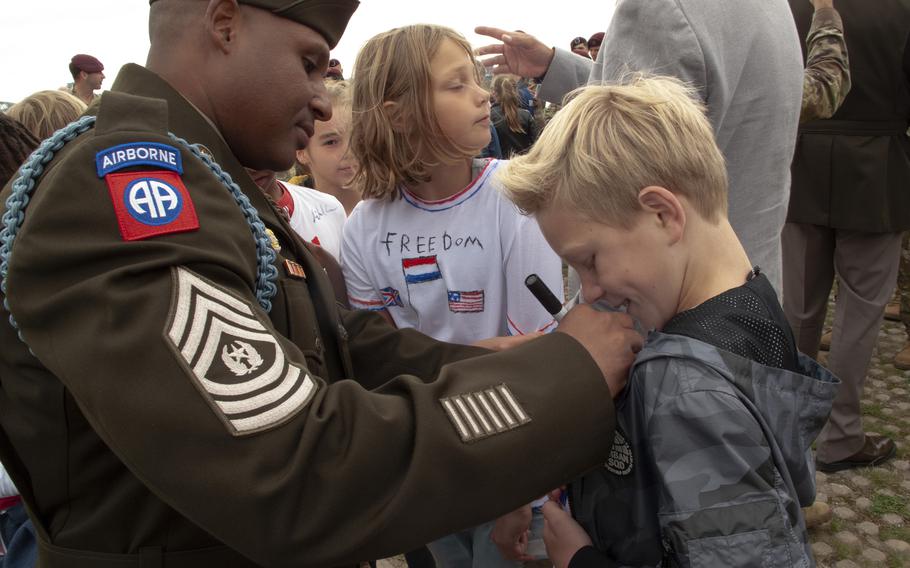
[149,0,359,48]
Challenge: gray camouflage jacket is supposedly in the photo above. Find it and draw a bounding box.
[569,333,839,567]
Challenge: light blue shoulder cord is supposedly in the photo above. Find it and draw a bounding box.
[0,116,278,345]
[166,131,278,311]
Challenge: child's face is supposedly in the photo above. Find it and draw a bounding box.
[296,109,356,191]
[430,39,492,154]
[537,204,682,331]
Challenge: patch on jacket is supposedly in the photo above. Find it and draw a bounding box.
[96,142,183,177]
[104,170,199,241]
[165,267,317,436]
[605,429,634,476]
[440,384,531,443]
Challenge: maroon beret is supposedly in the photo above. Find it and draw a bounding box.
[70,54,104,74]
[587,32,605,49]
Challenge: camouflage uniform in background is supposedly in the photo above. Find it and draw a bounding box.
[800,7,851,124]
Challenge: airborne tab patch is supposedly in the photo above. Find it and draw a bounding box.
[96,142,183,177]
[166,267,317,435]
[105,170,199,241]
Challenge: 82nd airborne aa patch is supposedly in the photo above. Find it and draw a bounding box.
[104,170,199,241]
[165,267,317,436]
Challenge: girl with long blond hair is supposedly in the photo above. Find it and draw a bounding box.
[342,24,562,568]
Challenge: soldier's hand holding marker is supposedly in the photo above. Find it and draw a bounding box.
[526,274,641,398]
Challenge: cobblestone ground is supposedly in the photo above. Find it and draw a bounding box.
[811,315,910,568]
[379,315,910,568]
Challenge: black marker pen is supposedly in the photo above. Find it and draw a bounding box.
[525,273,573,321]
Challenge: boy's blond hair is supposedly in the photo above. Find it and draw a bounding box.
[498,76,728,227]
[7,90,87,141]
[350,24,483,200]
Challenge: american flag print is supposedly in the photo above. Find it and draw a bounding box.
[448,290,485,313]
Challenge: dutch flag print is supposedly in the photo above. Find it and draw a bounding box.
[402,256,442,285]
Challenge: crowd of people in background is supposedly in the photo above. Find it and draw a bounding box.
[1,0,909,567]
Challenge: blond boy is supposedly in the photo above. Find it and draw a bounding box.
[496,77,838,568]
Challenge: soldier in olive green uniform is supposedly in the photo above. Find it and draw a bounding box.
[0,1,642,567]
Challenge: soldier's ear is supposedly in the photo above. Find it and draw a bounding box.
[206,0,241,53]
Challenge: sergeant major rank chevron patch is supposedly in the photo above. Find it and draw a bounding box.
[165,267,317,435]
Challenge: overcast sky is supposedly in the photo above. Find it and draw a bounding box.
[0,1,615,103]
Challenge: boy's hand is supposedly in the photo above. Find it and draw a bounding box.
[474,27,555,79]
[473,332,543,352]
[491,504,534,561]
[542,500,593,568]
[555,305,642,397]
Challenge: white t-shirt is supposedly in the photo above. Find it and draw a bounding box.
[280,182,347,261]
[341,159,562,344]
